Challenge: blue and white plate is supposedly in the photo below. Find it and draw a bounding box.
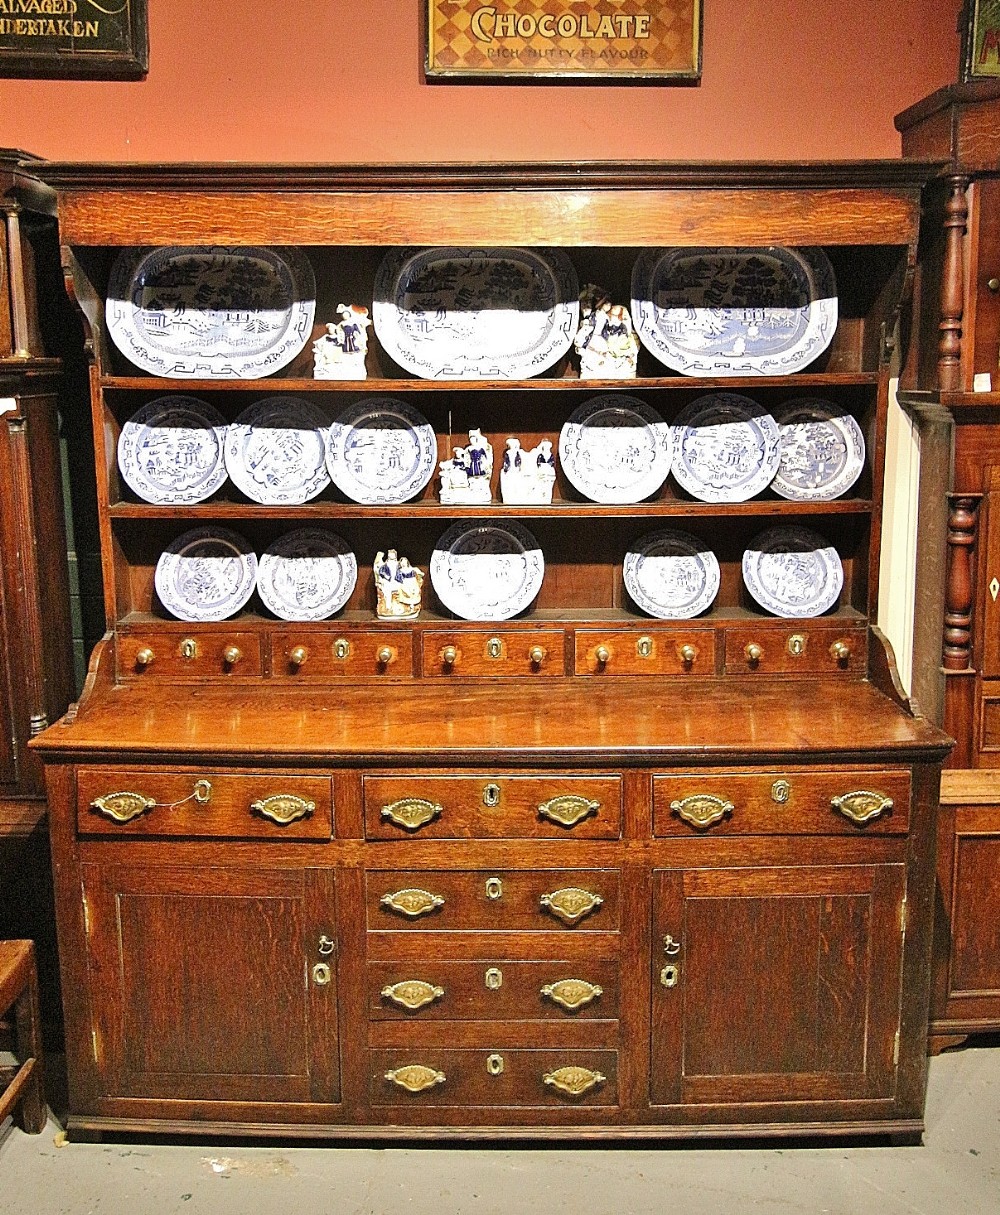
[373,247,579,379]
[559,394,672,504]
[225,396,330,505]
[106,246,316,379]
[430,520,544,621]
[771,398,865,501]
[117,395,228,505]
[671,393,781,503]
[742,525,843,618]
[624,529,720,619]
[326,398,437,505]
[154,526,257,623]
[257,529,357,621]
[631,246,837,376]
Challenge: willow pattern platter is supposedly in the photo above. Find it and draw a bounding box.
[106,245,316,379]
[373,247,579,379]
[742,525,843,618]
[257,529,357,621]
[559,394,672,504]
[631,246,837,376]
[225,396,331,505]
[771,398,865,501]
[154,526,258,623]
[430,520,544,621]
[117,395,228,505]
[325,398,437,505]
[670,393,781,502]
[624,528,720,619]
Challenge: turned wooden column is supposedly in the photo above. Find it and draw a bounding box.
[938,175,970,392]
[943,493,980,670]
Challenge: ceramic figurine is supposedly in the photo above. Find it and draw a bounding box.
[312,303,372,379]
[374,548,424,619]
[574,283,640,379]
[438,427,493,504]
[499,436,557,505]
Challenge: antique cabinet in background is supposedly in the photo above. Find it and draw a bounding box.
[896,83,1000,1050]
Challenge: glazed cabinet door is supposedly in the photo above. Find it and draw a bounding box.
[650,864,905,1108]
[80,862,340,1105]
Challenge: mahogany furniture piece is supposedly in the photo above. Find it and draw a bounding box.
[31,160,950,1142]
[896,84,1000,1052]
[0,939,46,1134]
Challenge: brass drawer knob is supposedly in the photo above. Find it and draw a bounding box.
[384,1064,446,1093]
[440,644,458,668]
[678,643,698,666]
[134,647,155,668]
[538,794,600,828]
[988,277,1000,293]
[381,797,442,831]
[830,639,851,664]
[250,793,316,825]
[376,645,394,666]
[540,887,603,925]
[289,645,309,668]
[670,793,734,830]
[542,1065,606,1096]
[381,980,445,1011]
[540,977,603,1011]
[831,789,893,826]
[223,645,242,667]
[744,642,762,665]
[594,645,611,667]
[381,888,446,918]
[529,644,547,666]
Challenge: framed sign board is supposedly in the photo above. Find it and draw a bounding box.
[0,0,147,79]
[426,0,702,80]
[962,0,1000,79]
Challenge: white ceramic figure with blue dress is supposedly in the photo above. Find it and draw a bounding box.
[312,303,371,379]
[499,437,556,505]
[574,284,640,379]
[439,427,494,504]
[374,549,425,620]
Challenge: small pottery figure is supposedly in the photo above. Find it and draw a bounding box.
[574,283,640,379]
[499,436,557,505]
[374,548,425,619]
[438,427,494,504]
[312,303,372,379]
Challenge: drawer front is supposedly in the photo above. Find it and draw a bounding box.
[724,626,866,675]
[421,630,565,677]
[369,959,619,1021]
[364,773,622,839]
[653,768,910,836]
[574,628,715,676]
[118,631,263,679]
[77,767,333,839]
[273,629,413,679]
[368,869,619,931]
[373,1047,618,1107]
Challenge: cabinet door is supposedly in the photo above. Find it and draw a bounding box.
[81,863,339,1105]
[651,864,905,1107]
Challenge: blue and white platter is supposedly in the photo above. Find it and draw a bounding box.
[257,529,357,621]
[742,525,843,618]
[117,395,228,505]
[325,398,437,505]
[631,246,837,377]
[154,526,258,623]
[373,247,579,379]
[430,520,544,621]
[106,245,316,379]
[624,528,720,619]
[670,392,781,502]
[225,396,330,505]
[771,398,865,501]
[559,394,672,504]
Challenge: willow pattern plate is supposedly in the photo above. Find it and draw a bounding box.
[325,398,436,505]
[430,520,544,621]
[624,528,720,619]
[670,393,781,503]
[559,394,672,504]
[117,395,229,505]
[257,529,357,621]
[742,525,843,618]
[771,398,865,501]
[154,526,257,623]
[225,396,331,505]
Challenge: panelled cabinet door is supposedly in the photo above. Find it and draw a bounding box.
[971,179,1000,387]
[80,863,340,1106]
[650,864,905,1107]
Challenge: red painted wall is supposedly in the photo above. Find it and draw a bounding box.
[0,1,961,162]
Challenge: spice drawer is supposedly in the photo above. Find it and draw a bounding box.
[373,1048,618,1107]
[368,869,619,931]
[118,631,263,679]
[364,772,622,839]
[369,958,619,1020]
[76,766,333,838]
[273,629,413,678]
[653,768,910,836]
[574,628,716,676]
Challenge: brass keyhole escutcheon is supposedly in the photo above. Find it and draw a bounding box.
[179,638,197,660]
[487,637,503,659]
[334,638,351,660]
[786,634,807,657]
[483,782,501,807]
[312,962,332,986]
[486,876,503,900]
[771,779,791,805]
[485,967,503,990]
[486,1053,505,1076]
[637,636,653,658]
[660,963,680,988]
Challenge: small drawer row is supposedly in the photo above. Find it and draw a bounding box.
[116,623,869,680]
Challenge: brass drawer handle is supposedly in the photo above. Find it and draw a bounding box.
[540,978,603,1011]
[543,1065,606,1096]
[381,888,446,918]
[91,777,212,824]
[538,794,600,828]
[381,980,445,1011]
[540,887,603,925]
[670,793,734,831]
[384,1064,446,1093]
[831,789,893,826]
[380,796,442,831]
[250,793,315,825]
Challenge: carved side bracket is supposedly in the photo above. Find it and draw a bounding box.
[943,494,980,671]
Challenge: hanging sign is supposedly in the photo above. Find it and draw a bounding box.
[0,0,147,79]
[426,0,702,80]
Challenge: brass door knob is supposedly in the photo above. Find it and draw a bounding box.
[678,643,698,665]
[745,642,762,664]
[135,647,155,668]
[223,645,242,666]
[529,645,546,665]
[289,645,308,667]
[594,645,611,666]
[441,645,458,667]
